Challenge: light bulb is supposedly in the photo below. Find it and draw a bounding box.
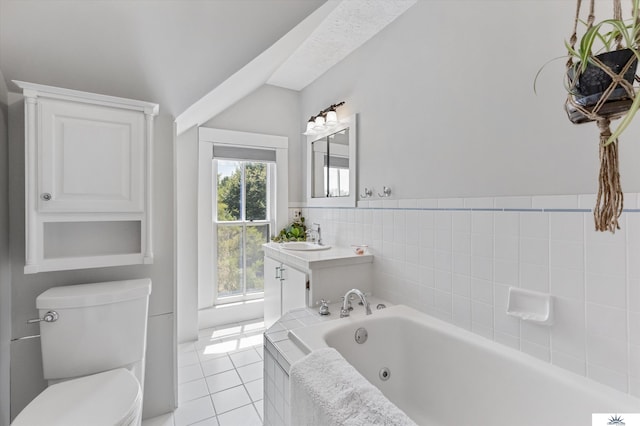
[325,110,338,126]
[304,120,316,135]
[313,115,325,130]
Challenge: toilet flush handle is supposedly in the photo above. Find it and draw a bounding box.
[27,310,59,324]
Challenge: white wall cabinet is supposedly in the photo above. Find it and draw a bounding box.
[264,256,307,328]
[15,81,159,274]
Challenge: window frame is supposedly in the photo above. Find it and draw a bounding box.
[197,128,288,310]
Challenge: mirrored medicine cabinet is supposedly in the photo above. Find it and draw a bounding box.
[306,114,356,207]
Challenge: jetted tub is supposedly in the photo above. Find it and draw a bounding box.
[290,304,640,426]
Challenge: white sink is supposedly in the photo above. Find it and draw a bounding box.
[280,242,331,251]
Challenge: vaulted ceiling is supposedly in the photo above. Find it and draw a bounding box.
[0,0,325,116]
[0,0,417,126]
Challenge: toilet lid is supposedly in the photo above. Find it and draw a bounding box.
[12,368,141,426]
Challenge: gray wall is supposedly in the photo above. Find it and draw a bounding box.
[173,84,301,341]
[299,0,640,201]
[203,84,303,201]
[176,125,199,344]
[6,99,175,420]
[0,69,11,426]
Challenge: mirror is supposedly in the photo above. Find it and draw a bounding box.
[306,114,356,207]
[311,129,350,198]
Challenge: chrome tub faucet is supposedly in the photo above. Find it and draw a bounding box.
[340,289,372,318]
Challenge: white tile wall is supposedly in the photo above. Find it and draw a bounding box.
[299,193,640,396]
[264,348,289,426]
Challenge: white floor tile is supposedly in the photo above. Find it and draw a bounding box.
[198,338,242,356]
[174,396,216,426]
[239,333,263,349]
[178,363,204,384]
[211,325,243,339]
[191,417,219,426]
[217,404,262,426]
[142,412,174,426]
[196,346,230,362]
[179,378,210,404]
[178,350,200,367]
[237,361,263,384]
[206,369,242,394]
[241,320,265,333]
[254,400,264,421]
[201,355,234,377]
[198,326,218,339]
[178,342,196,354]
[211,385,252,414]
[229,348,261,368]
[244,378,263,402]
[178,319,265,426]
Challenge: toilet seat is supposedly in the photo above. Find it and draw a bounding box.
[12,368,142,426]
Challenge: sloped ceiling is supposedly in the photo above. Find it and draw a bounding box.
[0,0,417,129]
[175,0,416,133]
[267,0,416,90]
[0,0,325,116]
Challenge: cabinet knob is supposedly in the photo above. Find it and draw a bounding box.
[41,193,51,201]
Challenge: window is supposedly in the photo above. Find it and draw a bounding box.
[198,127,288,314]
[215,160,271,302]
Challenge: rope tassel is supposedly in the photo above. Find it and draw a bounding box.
[594,119,624,233]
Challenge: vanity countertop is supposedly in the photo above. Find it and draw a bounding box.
[262,242,373,271]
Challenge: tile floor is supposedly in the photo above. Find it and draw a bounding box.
[143,318,266,426]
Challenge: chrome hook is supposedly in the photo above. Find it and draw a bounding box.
[378,186,392,197]
[360,187,372,198]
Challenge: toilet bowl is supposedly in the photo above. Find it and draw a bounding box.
[11,279,151,426]
[12,369,142,426]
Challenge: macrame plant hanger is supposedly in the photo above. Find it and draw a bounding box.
[566,0,637,232]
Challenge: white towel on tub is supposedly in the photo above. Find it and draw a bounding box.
[289,347,417,426]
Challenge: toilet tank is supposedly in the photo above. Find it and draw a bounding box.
[36,279,152,381]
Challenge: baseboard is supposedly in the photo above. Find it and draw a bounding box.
[198,299,264,330]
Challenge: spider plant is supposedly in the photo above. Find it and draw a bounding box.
[565,0,640,145]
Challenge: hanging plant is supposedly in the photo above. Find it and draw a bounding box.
[537,0,640,232]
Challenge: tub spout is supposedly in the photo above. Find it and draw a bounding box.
[340,289,372,318]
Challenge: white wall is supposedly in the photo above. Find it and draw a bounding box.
[203,84,303,201]
[299,0,640,201]
[6,98,176,420]
[294,0,640,399]
[172,84,301,333]
[0,68,11,426]
[176,126,199,343]
[302,196,640,397]
[144,70,302,372]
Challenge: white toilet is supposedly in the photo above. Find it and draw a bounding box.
[12,278,152,426]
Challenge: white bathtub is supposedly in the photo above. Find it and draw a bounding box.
[290,304,640,426]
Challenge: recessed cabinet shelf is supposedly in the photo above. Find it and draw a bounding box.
[15,81,159,274]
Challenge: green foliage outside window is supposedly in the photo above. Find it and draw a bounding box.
[216,162,268,298]
[217,163,266,221]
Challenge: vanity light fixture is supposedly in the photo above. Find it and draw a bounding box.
[303,101,345,135]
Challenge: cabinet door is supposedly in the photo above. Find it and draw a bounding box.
[281,265,307,314]
[264,257,282,329]
[38,98,144,212]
